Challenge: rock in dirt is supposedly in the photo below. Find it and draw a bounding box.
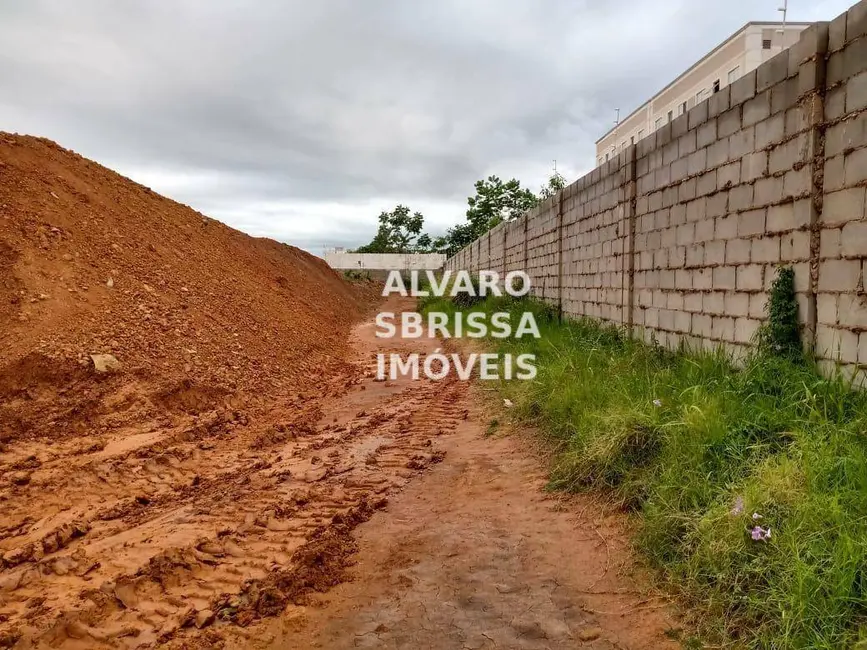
[579,627,603,642]
[90,353,121,373]
[10,471,30,486]
[195,609,215,629]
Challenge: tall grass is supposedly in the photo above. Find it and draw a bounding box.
[421,294,867,649]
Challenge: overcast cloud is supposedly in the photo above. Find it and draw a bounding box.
[0,0,853,254]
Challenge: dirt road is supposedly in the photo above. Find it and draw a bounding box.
[1,297,680,649]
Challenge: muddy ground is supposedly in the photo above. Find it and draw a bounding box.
[1,295,681,649]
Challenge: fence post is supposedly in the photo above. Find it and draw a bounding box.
[557,192,565,320]
[801,23,829,354]
[625,146,638,332]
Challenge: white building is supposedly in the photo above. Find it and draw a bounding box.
[595,21,809,165]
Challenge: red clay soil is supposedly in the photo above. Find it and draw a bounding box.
[0,133,383,647]
[0,132,375,446]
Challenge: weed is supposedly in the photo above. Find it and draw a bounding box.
[422,294,867,649]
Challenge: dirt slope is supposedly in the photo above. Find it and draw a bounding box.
[0,132,372,445]
[0,133,389,647]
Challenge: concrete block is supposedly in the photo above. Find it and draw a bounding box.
[817,293,838,325]
[758,50,791,92]
[713,266,737,290]
[669,204,687,226]
[686,198,707,223]
[783,167,812,198]
[693,267,713,290]
[685,292,703,312]
[838,293,867,329]
[726,238,752,264]
[768,202,796,233]
[828,50,846,87]
[705,292,725,314]
[819,258,862,291]
[737,264,764,291]
[850,1,867,41]
[688,101,709,130]
[749,292,768,318]
[686,244,704,268]
[688,148,709,176]
[742,151,768,182]
[718,107,742,138]
[676,223,695,246]
[731,70,758,105]
[707,191,728,218]
[743,92,771,127]
[680,178,697,202]
[716,214,738,239]
[679,130,698,157]
[697,120,717,149]
[781,230,811,261]
[729,126,755,158]
[770,78,798,116]
[822,187,867,226]
[696,218,716,244]
[659,309,675,330]
[675,310,692,333]
[717,162,740,189]
[826,86,846,122]
[670,246,686,268]
[712,316,736,341]
[672,113,690,139]
[829,12,848,52]
[845,147,867,187]
[668,292,685,311]
[841,220,867,257]
[708,139,731,168]
[734,317,761,344]
[708,85,731,118]
[729,184,754,212]
[755,113,785,150]
[738,209,766,237]
[752,236,781,263]
[859,332,867,364]
[844,37,867,83]
[697,170,717,197]
[692,313,713,337]
[705,240,727,266]
[821,227,842,259]
[754,177,784,206]
[726,292,751,317]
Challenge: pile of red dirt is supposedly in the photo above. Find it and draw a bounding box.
[0,132,375,444]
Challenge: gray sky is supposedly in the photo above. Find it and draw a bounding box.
[0,0,852,255]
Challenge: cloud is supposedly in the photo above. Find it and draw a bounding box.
[0,0,854,254]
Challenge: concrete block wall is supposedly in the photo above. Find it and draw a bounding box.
[817,4,867,375]
[444,0,867,370]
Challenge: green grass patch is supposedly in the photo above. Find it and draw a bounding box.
[421,293,867,649]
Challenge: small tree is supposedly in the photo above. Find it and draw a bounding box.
[355,205,431,254]
[759,266,802,360]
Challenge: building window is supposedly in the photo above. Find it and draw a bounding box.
[667,110,672,122]
[637,129,644,140]
[763,39,772,49]
[655,117,664,130]
[728,66,740,84]
[680,101,687,115]
[630,135,635,145]
[713,79,720,94]
[696,90,704,104]
[605,152,609,161]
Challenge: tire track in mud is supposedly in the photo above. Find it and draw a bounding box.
[0,297,467,649]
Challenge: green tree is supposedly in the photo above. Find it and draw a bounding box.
[539,170,567,200]
[465,175,538,236]
[355,205,430,253]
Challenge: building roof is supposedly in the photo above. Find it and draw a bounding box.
[595,20,811,145]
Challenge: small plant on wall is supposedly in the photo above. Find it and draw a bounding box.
[758,266,802,361]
